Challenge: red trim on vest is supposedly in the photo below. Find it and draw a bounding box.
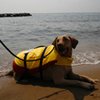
[13,60,57,75]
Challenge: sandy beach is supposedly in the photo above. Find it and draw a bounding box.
[0,64,100,100]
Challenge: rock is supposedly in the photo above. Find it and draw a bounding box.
[0,13,32,17]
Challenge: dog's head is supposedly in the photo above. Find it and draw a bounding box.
[52,35,78,57]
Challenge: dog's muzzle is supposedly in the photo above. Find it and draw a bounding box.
[57,44,68,55]
[57,44,65,52]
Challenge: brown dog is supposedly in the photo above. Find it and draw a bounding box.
[13,35,98,90]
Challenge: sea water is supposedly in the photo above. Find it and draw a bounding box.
[0,13,100,72]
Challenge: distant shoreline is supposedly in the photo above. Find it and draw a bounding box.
[0,13,32,17]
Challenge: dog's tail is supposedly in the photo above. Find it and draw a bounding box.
[5,70,14,77]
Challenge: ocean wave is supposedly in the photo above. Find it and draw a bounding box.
[73,51,100,66]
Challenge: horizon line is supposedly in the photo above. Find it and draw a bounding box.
[0,12,100,14]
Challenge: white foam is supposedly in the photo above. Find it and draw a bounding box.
[73,51,100,66]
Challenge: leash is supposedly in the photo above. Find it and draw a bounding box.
[0,40,54,62]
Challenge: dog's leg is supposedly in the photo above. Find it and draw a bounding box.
[14,72,30,83]
[69,72,99,84]
[52,69,95,90]
[53,78,95,90]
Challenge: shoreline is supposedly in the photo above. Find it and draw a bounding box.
[0,64,100,100]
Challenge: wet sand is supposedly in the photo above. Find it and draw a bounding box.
[0,64,100,100]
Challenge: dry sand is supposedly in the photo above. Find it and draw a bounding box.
[0,64,100,100]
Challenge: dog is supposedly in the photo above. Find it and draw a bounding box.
[11,35,98,90]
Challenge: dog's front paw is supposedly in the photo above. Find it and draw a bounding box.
[82,82,95,90]
[94,79,99,83]
[87,84,95,90]
[89,79,100,84]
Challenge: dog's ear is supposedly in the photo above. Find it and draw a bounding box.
[52,37,57,46]
[69,36,78,49]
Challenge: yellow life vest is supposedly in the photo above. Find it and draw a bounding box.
[14,45,73,70]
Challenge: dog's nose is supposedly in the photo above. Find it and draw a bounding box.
[58,44,63,48]
[57,44,65,52]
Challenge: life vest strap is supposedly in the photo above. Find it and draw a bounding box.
[17,52,29,81]
[24,53,28,70]
[39,46,47,80]
[23,47,48,80]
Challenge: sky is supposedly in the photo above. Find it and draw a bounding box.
[0,0,100,13]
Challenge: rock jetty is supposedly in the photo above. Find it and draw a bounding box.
[0,13,32,17]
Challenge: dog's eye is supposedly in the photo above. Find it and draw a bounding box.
[57,39,59,43]
[63,37,68,41]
